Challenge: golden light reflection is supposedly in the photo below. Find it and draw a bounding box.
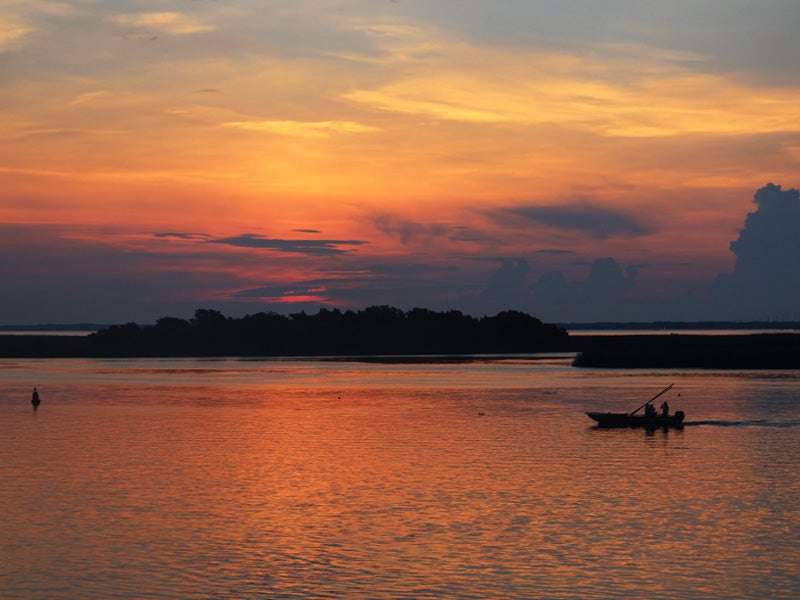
[3,359,798,597]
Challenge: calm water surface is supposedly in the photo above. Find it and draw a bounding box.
[1,356,798,599]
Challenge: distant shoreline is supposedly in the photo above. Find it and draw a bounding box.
[1,331,799,369]
[570,333,800,369]
[3,320,798,334]
[561,320,800,332]
[0,324,106,333]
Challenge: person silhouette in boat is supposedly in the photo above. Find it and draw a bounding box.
[32,387,41,408]
[644,402,656,418]
[660,401,669,418]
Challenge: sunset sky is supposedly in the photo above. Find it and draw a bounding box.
[2,0,799,324]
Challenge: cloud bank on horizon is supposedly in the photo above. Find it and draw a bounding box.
[2,183,797,324]
[0,2,798,324]
[470,183,800,322]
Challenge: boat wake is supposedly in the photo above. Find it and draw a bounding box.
[686,419,800,428]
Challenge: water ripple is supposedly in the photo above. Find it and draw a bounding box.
[687,419,800,428]
[1,361,799,599]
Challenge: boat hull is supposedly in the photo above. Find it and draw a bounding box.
[587,410,685,429]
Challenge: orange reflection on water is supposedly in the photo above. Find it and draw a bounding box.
[2,368,798,599]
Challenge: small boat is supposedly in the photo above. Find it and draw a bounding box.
[586,384,685,429]
[586,410,685,429]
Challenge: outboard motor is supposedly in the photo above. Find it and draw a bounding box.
[674,410,685,424]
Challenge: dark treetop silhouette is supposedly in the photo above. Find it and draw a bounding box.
[1,307,798,367]
[87,307,569,357]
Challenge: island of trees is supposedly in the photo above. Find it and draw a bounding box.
[1,306,799,368]
[87,307,569,357]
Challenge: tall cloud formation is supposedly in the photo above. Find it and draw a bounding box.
[0,185,797,325]
[468,184,800,322]
[708,183,800,320]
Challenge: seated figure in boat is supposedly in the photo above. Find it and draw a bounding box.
[660,401,669,417]
[644,402,656,418]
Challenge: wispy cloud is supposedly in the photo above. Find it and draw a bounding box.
[342,27,800,137]
[373,215,450,245]
[536,249,576,255]
[68,90,112,107]
[154,232,211,241]
[0,19,34,52]
[234,262,461,305]
[110,12,216,35]
[209,233,368,256]
[235,281,331,302]
[223,120,380,137]
[503,205,652,239]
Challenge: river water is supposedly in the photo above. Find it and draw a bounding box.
[1,356,798,599]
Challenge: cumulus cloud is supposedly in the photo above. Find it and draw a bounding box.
[729,183,800,278]
[6,184,798,324]
[709,183,800,319]
[464,184,800,322]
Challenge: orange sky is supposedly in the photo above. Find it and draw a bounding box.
[1,1,799,323]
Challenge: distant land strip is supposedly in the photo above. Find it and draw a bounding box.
[0,307,568,359]
[562,321,800,332]
[0,307,799,369]
[571,333,800,369]
[0,323,107,332]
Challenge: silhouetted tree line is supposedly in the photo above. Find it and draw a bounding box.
[87,306,569,357]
